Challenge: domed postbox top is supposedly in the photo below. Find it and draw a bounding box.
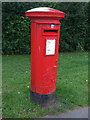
[25,7,65,18]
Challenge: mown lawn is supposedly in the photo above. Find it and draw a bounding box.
[2,52,88,118]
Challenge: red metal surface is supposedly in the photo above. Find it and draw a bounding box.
[25,7,65,94]
[25,7,65,18]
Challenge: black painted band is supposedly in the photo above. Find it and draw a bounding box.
[30,90,55,106]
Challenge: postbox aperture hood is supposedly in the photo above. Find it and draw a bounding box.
[25,7,65,19]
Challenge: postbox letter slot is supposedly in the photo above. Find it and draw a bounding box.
[43,29,58,35]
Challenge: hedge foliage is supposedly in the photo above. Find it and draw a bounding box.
[2,2,90,54]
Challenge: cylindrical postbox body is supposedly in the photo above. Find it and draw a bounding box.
[25,7,65,105]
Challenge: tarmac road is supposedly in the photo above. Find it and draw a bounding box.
[43,106,89,118]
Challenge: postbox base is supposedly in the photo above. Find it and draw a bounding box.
[30,90,55,106]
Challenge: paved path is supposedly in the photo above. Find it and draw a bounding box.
[43,107,89,118]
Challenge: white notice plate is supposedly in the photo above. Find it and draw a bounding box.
[46,39,56,55]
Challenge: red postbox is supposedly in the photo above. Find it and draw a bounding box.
[25,7,65,105]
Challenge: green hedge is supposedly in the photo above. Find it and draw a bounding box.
[2,2,90,54]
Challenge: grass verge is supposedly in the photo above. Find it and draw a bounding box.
[2,52,88,118]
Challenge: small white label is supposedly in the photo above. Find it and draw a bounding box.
[46,39,56,55]
[51,24,54,28]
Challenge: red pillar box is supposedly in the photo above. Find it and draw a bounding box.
[25,7,65,105]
